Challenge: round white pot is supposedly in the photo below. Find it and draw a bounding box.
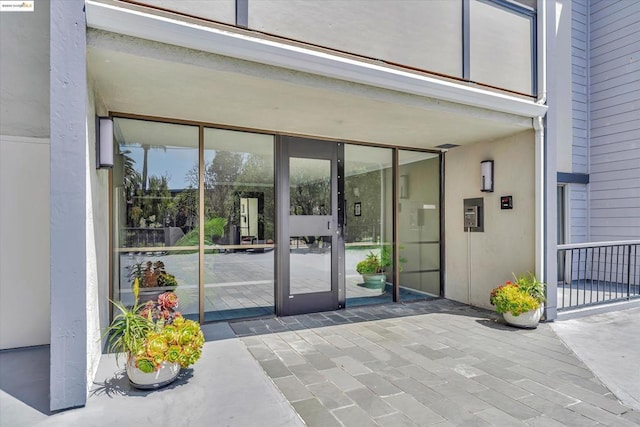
[503,303,544,329]
[126,358,180,390]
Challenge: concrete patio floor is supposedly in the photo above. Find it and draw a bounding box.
[1,299,639,426]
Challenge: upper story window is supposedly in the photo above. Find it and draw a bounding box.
[468,0,537,95]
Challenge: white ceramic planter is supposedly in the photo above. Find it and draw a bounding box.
[126,358,180,389]
[503,303,544,329]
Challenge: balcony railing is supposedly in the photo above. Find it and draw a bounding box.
[557,240,640,310]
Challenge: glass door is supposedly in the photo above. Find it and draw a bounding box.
[277,136,344,315]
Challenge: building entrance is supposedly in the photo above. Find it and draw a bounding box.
[276,136,345,315]
[110,117,441,323]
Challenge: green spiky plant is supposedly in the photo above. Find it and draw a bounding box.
[103,297,152,366]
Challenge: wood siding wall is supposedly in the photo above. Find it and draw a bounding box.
[570,0,589,243]
[588,0,640,240]
[572,0,589,174]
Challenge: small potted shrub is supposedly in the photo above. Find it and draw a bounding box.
[103,290,204,389]
[128,260,178,302]
[490,272,546,328]
[356,251,387,290]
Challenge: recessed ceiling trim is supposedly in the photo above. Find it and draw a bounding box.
[85,0,547,119]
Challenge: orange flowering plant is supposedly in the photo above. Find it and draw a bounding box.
[489,273,546,316]
[104,290,204,373]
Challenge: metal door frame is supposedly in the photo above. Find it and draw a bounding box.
[275,135,345,316]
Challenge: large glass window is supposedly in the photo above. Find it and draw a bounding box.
[343,145,394,306]
[398,151,441,298]
[203,128,275,321]
[112,118,200,319]
[112,119,440,320]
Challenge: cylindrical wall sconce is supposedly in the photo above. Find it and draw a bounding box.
[481,160,494,192]
[97,116,113,169]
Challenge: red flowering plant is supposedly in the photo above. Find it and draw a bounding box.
[104,291,204,373]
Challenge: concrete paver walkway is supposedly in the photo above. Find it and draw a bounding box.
[1,299,638,426]
[552,304,640,412]
[232,299,639,426]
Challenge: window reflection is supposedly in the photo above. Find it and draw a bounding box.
[203,128,275,321]
[112,118,200,319]
[290,157,331,215]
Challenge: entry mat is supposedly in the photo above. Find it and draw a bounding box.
[346,284,434,307]
[199,285,434,322]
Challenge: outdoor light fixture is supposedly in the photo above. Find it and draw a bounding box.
[481,160,494,192]
[97,116,114,169]
[400,175,409,199]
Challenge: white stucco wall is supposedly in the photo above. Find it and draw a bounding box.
[0,0,50,137]
[0,0,51,350]
[445,130,536,309]
[0,136,51,349]
[85,81,111,389]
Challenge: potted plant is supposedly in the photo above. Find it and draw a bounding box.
[129,260,178,302]
[490,272,546,328]
[356,251,387,290]
[103,290,204,389]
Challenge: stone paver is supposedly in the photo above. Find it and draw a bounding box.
[235,299,638,427]
[4,299,637,426]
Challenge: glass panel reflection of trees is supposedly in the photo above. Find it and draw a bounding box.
[203,128,275,321]
[343,145,396,305]
[113,119,275,321]
[113,118,200,319]
[289,157,331,216]
[344,146,440,306]
[112,118,439,320]
[398,150,441,298]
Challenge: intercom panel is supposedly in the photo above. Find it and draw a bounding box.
[464,206,479,228]
[463,197,484,232]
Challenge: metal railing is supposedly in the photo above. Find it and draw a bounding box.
[557,240,640,310]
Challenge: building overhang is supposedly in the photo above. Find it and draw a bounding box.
[85,0,547,119]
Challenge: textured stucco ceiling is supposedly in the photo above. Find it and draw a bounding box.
[87,30,532,150]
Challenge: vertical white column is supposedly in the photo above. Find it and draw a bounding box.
[50,0,88,410]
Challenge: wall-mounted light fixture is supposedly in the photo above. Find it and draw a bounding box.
[96,116,113,169]
[400,174,409,199]
[480,160,494,192]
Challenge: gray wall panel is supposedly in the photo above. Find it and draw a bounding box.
[590,119,639,139]
[590,2,640,31]
[132,0,236,24]
[590,71,640,94]
[247,0,463,78]
[591,129,640,145]
[570,0,590,224]
[569,184,588,244]
[590,36,638,63]
[590,100,639,120]
[591,139,640,156]
[0,0,49,137]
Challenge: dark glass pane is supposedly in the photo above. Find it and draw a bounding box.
[290,157,331,215]
[290,236,332,294]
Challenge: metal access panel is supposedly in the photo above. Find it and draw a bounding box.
[463,197,484,232]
